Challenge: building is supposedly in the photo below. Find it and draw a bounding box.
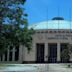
[0,17,72,63]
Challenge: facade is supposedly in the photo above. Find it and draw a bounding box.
[0,17,72,63]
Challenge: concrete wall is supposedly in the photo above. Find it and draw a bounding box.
[24,29,72,62]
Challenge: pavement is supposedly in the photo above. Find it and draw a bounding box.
[0,64,72,72]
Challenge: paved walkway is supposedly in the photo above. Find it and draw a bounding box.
[48,64,72,72]
[0,64,72,72]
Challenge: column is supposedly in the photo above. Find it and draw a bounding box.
[19,45,23,62]
[32,43,36,61]
[22,46,25,62]
[7,48,10,61]
[2,54,5,61]
[44,43,48,62]
[57,43,60,62]
[12,47,15,61]
[70,54,72,61]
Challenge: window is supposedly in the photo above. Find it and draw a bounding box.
[45,31,48,33]
[54,31,57,33]
[49,31,53,33]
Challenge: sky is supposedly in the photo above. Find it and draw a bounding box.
[25,0,72,25]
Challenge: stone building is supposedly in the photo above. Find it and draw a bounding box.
[0,17,72,63]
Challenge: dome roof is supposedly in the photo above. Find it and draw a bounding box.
[28,20,72,30]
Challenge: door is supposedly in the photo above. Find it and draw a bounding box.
[36,43,44,63]
[48,43,57,63]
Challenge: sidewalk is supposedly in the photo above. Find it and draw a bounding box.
[0,64,72,72]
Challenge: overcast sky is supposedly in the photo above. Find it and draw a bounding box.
[25,0,72,25]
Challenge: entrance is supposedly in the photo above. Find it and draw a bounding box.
[36,43,44,63]
[48,43,57,63]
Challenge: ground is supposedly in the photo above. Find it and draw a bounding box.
[0,63,72,72]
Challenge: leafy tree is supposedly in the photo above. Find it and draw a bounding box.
[61,44,72,62]
[0,0,34,54]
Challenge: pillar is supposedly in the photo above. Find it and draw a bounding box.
[44,43,48,62]
[32,43,36,61]
[2,54,5,61]
[19,45,23,62]
[57,43,60,62]
[12,47,15,61]
[7,48,10,61]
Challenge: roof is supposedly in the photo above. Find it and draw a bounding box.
[28,20,72,30]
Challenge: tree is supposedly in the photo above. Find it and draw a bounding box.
[61,44,72,63]
[0,0,34,54]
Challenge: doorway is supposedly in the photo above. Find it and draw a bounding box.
[48,43,57,63]
[36,43,44,63]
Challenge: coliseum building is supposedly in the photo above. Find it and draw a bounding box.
[0,17,72,63]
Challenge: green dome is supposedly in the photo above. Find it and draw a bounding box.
[29,20,72,30]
